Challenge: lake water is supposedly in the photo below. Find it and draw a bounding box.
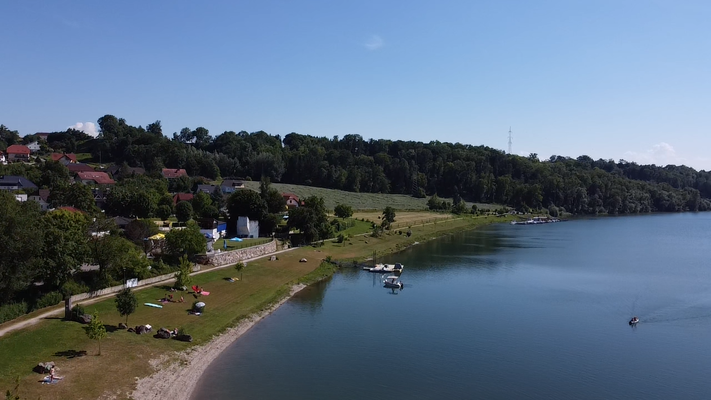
[194,213,711,399]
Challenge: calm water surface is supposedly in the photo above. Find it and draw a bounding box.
[194,214,711,399]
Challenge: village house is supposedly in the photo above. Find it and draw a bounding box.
[75,171,115,185]
[5,145,31,162]
[35,132,51,141]
[162,168,188,179]
[67,163,95,173]
[29,189,51,211]
[107,165,145,180]
[220,179,245,194]
[51,153,78,165]
[173,193,194,204]
[26,142,41,153]
[198,218,227,242]
[196,184,218,194]
[282,193,302,209]
[0,175,38,192]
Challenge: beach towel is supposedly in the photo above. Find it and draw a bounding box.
[200,291,210,296]
[41,376,63,384]
[144,303,163,308]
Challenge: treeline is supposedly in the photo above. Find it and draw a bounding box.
[5,116,711,214]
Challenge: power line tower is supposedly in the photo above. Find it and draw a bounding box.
[507,127,513,154]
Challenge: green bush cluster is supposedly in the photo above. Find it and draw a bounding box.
[0,302,28,324]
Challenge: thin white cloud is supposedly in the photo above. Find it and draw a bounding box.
[68,122,99,137]
[623,142,685,167]
[364,35,384,51]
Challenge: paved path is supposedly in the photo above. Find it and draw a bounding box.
[0,247,298,338]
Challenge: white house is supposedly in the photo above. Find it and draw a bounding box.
[26,142,41,153]
[237,216,259,238]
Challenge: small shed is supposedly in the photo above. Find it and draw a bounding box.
[237,216,259,238]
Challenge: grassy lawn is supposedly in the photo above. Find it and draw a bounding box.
[333,218,372,236]
[352,210,456,230]
[242,181,501,211]
[213,237,271,251]
[0,213,513,399]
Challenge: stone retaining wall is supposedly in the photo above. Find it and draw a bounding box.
[206,240,277,267]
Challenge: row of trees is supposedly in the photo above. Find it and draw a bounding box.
[19,115,708,215]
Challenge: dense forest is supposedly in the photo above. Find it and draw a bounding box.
[3,116,711,214]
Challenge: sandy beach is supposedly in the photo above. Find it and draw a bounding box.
[131,283,306,400]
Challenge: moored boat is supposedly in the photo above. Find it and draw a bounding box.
[383,275,403,289]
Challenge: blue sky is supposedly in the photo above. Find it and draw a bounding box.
[1,1,710,170]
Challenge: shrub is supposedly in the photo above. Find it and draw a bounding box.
[336,233,345,243]
[32,291,64,311]
[60,280,90,299]
[0,302,28,324]
[71,304,85,321]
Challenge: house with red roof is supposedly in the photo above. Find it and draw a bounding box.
[67,163,95,173]
[173,193,194,204]
[162,168,188,179]
[282,193,302,209]
[51,153,78,165]
[6,145,31,162]
[75,171,115,185]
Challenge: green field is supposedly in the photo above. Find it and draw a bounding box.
[242,181,500,211]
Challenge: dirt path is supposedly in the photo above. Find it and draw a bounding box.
[0,247,297,338]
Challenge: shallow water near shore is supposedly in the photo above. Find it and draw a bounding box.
[194,213,711,400]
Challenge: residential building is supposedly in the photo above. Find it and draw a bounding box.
[173,193,194,204]
[29,189,51,211]
[196,184,218,194]
[0,175,38,191]
[26,142,41,153]
[13,194,28,202]
[75,171,115,185]
[51,153,78,165]
[162,168,188,179]
[67,163,95,173]
[198,218,227,241]
[107,165,145,180]
[282,193,301,209]
[36,132,51,141]
[220,179,244,194]
[5,145,31,162]
[112,216,133,230]
[237,216,259,238]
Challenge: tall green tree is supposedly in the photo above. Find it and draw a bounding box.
[382,206,396,224]
[175,201,193,222]
[86,311,107,355]
[165,221,206,258]
[174,255,193,289]
[0,192,43,304]
[287,196,332,244]
[334,204,353,219]
[115,288,138,325]
[227,189,267,233]
[40,210,89,289]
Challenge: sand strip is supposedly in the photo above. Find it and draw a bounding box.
[131,283,306,400]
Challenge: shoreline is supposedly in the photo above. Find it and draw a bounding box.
[131,283,306,400]
[131,216,507,400]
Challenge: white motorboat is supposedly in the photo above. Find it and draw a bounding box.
[369,264,385,272]
[383,275,403,289]
[629,317,639,325]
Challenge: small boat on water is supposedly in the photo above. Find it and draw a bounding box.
[380,263,404,273]
[629,317,639,325]
[383,275,403,289]
[369,263,386,272]
[511,217,561,225]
